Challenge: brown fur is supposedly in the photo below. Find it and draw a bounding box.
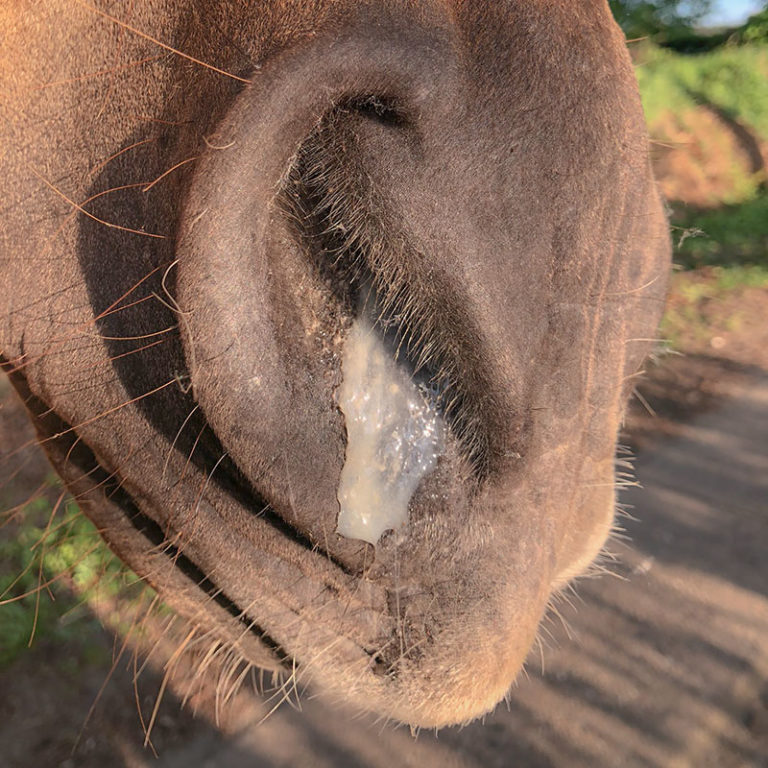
[0,0,670,727]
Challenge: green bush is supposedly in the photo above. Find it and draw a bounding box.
[740,8,768,44]
[636,43,768,279]
[609,0,713,41]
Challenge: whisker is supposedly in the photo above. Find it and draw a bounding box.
[142,156,201,192]
[74,0,253,84]
[28,165,166,239]
[34,56,163,91]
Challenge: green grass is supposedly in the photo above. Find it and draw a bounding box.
[658,263,768,350]
[636,42,768,293]
[637,43,768,136]
[0,495,143,669]
[672,196,768,269]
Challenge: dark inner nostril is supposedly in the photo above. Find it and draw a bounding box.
[346,94,409,128]
[278,103,491,480]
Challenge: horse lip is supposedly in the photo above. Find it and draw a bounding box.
[144,491,397,670]
[30,321,553,728]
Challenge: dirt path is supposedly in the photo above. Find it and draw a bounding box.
[1,370,766,768]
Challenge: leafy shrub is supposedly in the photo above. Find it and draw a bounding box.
[740,8,768,44]
[674,197,768,268]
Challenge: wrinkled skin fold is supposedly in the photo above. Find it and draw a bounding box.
[1,0,670,727]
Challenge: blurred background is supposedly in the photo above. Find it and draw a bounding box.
[1,3,767,766]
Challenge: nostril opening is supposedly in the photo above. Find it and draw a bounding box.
[346,94,408,127]
[278,98,493,483]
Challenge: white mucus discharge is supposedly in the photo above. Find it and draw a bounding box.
[336,316,445,545]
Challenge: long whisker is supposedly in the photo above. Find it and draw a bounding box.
[28,165,166,239]
[74,0,253,84]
